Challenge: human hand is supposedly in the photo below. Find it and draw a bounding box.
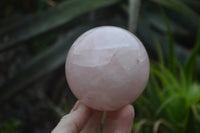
[52,101,134,133]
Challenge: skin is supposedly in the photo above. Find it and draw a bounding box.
[52,101,135,133]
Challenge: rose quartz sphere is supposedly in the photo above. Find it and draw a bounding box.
[65,26,149,111]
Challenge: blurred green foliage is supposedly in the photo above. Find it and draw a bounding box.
[0,0,200,132]
[0,119,20,133]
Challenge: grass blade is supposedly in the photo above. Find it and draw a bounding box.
[150,0,200,22]
[0,0,120,52]
[0,26,91,101]
[160,8,177,75]
[184,25,200,82]
[153,37,165,66]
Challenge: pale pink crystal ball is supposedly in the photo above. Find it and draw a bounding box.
[65,26,149,111]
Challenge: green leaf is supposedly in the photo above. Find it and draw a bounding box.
[0,26,91,101]
[156,95,182,117]
[151,63,179,91]
[0,119,20,133]
[0,0,120,52]
[150,0,200,22]
[153,37,165,66]
[179,66,187,90]
[184,25,200,82]
[160,8,177,75]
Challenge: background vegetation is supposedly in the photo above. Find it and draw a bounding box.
[0,0,200,132]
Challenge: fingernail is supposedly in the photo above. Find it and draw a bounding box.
[70,101,81,113]
[76,103,87,111]
[114,130,121,133]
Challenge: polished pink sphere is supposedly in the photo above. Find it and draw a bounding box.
[65,26,149,111]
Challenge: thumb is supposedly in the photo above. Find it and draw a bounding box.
[52,101,91,133]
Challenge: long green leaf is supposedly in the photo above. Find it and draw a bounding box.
[0,0,119,52]
[150,0,200,22]
[136,16,200,77]
[160,8,177,75]
[151,63,179,91]
[184,25,200,82]
[153,37,164,66]
[0,26,91,101]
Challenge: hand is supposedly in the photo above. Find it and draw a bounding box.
[52,101,134,133]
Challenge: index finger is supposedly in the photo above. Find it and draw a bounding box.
[52,101,91,133]
[102,105,135,133]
